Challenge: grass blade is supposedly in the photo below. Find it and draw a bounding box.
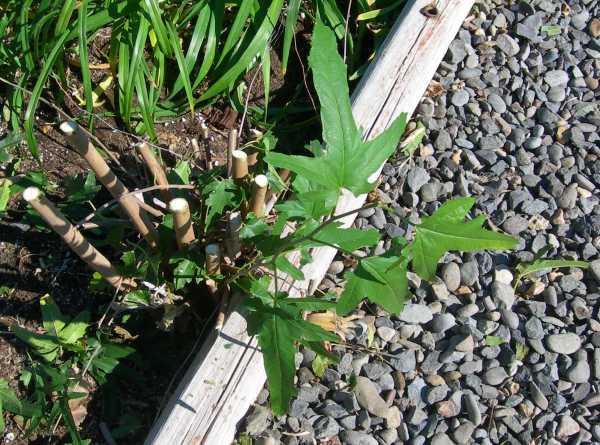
[65,0,133,41]
[116,26,130,124]
[55,0,76,36]
[123,15,150,126]
[166,21,194,113]
[17,0,35,72]
[78,0,94,125]
[200,0,284,101]
[23,32,70,156]
[32,10,59,61]
[261,44,271,121]
[143,0,172,56]
[135,68,158,141]
[356,0,405,21]
[515,258,589,289]
[170,3,210,98]
[217,0,254,66]
[191,0,224,91]
[281,0,301,75]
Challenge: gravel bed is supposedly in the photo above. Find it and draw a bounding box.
[238,0,600,443]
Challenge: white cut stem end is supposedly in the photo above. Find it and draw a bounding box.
[23,186,41,202]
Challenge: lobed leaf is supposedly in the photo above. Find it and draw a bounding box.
[203,179,237,228]
[412,198,517,280]
[337,255,409,315]
[266,20,406,196]
[258,314,297,415]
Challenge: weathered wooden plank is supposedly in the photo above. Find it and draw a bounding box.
[145,1,474,443]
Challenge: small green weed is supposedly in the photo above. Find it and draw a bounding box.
[1,295,133,443]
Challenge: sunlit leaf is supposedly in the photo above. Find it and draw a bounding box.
[412,198,517,280]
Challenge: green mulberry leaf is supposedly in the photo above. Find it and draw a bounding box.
[412,197,517,280]
[203,178,236,228]
[337,255,409,315]
[265,20,406,196]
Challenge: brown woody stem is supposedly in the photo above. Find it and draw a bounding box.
[227,129,237,177]
[169,198,196,248]
[250,174,268,217]
[23,187,126,289]
[60,121,159,249]
[136,142,172,203]
[226,211,242,260]
[232,150,248,180]
[205,243,221,298]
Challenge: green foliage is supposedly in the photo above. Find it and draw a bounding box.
[337,254,409,315]
[5,8,518,429]
[169,251,207,290]
[236,21,516,413]
[311,354,333,378]
[244,287,337,415]
[514,254,589,289]
[411,197,517,280]
[5,295,133,440]
[0,379,28,432]
[485,335,506,347]
[0,0,293,153]
[514,342,529,362]
[203,178,237,228]
[266,20,407,197]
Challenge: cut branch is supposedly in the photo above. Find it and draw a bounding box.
[232,150,248,180]
[227,129,237,177]
[60,121,159,249]
[226,211,242,260]
[169,198,196,248]
[23,187,126,289]
[205,243,221,298]
[250,174,269,217]
[137,142,172,203]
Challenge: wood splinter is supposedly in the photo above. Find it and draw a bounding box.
[231,150,248,180]
[23,187,126,289]
[136,142,172,203]
[250,174,269,217]
[60,121,159,249]
[169,198,196,249]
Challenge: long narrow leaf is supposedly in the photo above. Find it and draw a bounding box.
[191,0,224,91]
[135,69,158,141]
[123,15,150,126]
[166,22,194,113]
[143,0,172,56]
[170,2,210,98]
[78,0,94,124]
[17,0,35,72]
[217,0,254,66]
[261,45,271,121]
[200,0,284,101]
[281,0,301,75]
[23,32,70,156]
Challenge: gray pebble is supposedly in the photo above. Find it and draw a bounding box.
[546,333,582,354]
[398,304,433,324]
[451,90,470,107]
[496,34,520,56]
[483,367,509,386]
[492,281,516,309]
[431,313,456,334]
[442,262,461,292]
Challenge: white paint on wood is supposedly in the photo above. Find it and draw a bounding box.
[145,1,474,443]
